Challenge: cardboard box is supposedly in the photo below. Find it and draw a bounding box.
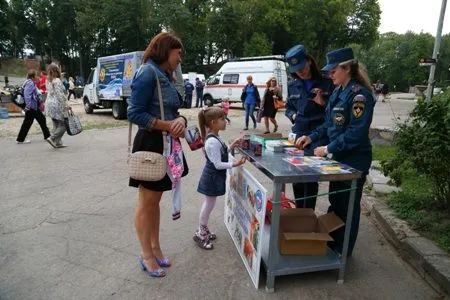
[250,133,287,148]
[279,208,345,256]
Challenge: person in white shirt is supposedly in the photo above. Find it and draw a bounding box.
[194,107,246,249]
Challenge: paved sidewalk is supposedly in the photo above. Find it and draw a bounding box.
[0,112,438,299]
[371,93,416,130]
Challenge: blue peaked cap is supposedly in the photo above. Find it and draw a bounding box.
[322,47,355,72]
[285,45,307,73]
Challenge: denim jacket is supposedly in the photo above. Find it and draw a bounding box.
[127,59,181,129]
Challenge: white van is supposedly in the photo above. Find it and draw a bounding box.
[202,56,288,106]
[83,51,143,119]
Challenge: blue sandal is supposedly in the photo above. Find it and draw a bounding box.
[138,256,166,278]
[156,257,171,268]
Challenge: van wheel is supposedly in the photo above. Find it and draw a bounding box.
[112,101,127,119]
[204,95,213,107]
[84,98,94,114]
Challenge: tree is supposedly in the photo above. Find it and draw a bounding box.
[0,0,9,56]
[360,32,434,91]
[243,33,272,57]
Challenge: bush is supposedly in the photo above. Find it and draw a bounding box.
[382,92,450,211]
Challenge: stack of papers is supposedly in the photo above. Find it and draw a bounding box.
[265,140,285,152]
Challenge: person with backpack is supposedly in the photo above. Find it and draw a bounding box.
[16,69,51,144]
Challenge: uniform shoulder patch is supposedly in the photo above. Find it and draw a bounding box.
[352,101,365,118]
[353,94,367,103]
[351,85,360,93]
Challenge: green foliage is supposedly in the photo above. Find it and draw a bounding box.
[358,32,448,91]
[382,92,450,211]
[386,170,450,253]
[372,144,396,162]
[243,33,272,57]
[0,0,382,78]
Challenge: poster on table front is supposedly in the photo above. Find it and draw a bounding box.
[224,160,267,289]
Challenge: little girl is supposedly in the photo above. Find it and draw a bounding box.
[194,107,246,249]
[221,98,231,124]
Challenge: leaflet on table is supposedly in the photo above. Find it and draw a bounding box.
[282,156,351,174]
[282,157,309,166]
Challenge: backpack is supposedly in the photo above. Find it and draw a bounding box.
[11,82,26,109]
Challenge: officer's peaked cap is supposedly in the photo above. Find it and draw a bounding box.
[322,47,356,72]
[285,45,307,73]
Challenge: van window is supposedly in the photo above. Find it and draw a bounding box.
[207,75,220,85]
[223,74,239,84]
[86,69,95,84]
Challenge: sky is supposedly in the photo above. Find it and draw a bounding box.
[378,0,450,35]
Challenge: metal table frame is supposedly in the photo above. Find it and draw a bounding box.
[235,148,361,292]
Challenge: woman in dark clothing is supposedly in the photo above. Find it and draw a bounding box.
[127,32,188,278]
[284,44,334,209]
[261,76,282,134]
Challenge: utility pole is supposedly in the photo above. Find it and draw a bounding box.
[426,0,447,101]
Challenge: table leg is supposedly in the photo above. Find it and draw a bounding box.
[265,182,282,292]
[338,179,357,283]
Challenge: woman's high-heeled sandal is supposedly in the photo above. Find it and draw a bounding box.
[156,257,171,268]
[138,256,166,278]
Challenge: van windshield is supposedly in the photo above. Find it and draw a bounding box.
[207,75,220,85]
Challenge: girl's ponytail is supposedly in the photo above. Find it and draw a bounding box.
[197,107,226,142]
[198,109,207,142]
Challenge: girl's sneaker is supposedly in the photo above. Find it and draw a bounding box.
[204,226,216,240]
[193,230,213,250]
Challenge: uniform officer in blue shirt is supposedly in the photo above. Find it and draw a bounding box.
[285,44,334,209]
[296,47,375,257]
[184,79,194,108]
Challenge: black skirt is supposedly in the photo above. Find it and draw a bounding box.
[129,129,189,191]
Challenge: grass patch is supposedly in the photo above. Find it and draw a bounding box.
[83,121,128,131]
[387,171,450,253]
[372,144,396,161]
[0,59,29,77]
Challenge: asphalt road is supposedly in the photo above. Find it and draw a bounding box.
[0,106,439,299]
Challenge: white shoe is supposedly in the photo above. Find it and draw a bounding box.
[46,137,58,148]
[16,140,31,144]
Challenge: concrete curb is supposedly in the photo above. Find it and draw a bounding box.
[362,193,450,296]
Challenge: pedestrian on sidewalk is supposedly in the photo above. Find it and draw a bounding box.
[261,76,282,134]
[284,44,334,209]
[240,75,260,130]
[184,79,194,108]
[221,97,231,124]
[128,32,189,278]
[296,47,375,257]
[37,70,47,112]
[68,77,76,101]
[194,107,246,249]
[45,63,70,148]
[16,70,51,144]
[195,77,204,107]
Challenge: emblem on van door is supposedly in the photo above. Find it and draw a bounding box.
[228,88,232,95]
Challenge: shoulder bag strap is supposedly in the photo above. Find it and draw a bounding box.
[128,67,168,155]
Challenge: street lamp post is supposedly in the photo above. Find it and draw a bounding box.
[426,0,448,101]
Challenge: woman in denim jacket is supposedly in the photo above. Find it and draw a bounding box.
[128,32,188,278]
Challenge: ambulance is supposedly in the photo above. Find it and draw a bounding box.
[202,56,288,107]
